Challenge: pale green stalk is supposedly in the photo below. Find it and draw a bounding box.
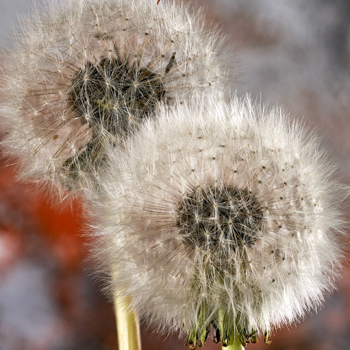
[225,330,244,350]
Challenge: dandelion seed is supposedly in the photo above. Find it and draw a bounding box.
[92,96,345,348]
[0,0,231,197]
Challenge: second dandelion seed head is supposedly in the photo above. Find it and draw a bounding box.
[1,0,231,197]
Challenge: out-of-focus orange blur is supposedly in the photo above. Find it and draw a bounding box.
[1,1,350,349]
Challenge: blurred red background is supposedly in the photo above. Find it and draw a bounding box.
[1,0,350,349]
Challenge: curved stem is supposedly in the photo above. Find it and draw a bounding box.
[114,294,142,350]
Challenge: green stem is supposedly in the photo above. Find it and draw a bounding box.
[224,330,244,350]
[114,295,141,350]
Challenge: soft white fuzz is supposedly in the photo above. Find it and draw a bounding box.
[92,96,345,347]
[0,0,230,197]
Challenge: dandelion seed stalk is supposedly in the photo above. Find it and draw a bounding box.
[225,330,243,350]
[114,294,141,350]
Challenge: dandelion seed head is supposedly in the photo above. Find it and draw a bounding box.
[92,96,346,346]
[0,0,232,197]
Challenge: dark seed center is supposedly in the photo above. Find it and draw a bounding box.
[176,186,263,252]
[69,57,166,137]
[61,57,166,189]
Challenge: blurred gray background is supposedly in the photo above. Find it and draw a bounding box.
[0,0,44,46]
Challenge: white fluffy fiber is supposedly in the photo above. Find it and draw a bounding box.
[0,0,230,197]
[92,95,345,343]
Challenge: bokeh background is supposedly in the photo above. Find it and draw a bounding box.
[1,0,350,349]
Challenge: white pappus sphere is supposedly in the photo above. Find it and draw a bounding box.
[91,96,346,348]
[0,0,232,197]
